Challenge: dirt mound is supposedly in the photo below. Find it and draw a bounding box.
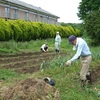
[91,67,100,83]
[1,78,59,100]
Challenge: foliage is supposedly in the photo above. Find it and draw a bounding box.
[0,19,81,41]
[8,20,23,41]
[0,19,11,41]
[60,22,83,36]
[0,38,100,100]
[85,10,100,46]
[91,46,100,61]
[78,0,100,20]
[60,22,81,29]
[78,0,100,46]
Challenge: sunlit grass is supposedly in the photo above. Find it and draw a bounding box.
[0,38,72,54]
[0,38,100,100]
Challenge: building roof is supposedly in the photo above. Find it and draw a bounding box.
[4,0,59,18]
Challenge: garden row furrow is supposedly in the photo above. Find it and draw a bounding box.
[0,52,56,64]
[14,64,45,74]
[0,51,67,74]
[0,56,52,69]
[0,51,55,58]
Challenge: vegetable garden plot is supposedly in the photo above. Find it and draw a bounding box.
[0,51,66,74]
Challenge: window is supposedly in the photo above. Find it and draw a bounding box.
[5,7,10,18]
[25,12,29,20]
[13,9,18,19]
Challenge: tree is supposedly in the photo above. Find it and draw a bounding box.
[78,0,100,20]
[85,10,100,46]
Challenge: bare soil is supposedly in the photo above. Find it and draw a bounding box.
[0,51,65,100]
[0,51,66,74]
[0,51,100,100]
[1,78,60,100]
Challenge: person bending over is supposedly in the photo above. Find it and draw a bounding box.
[41,44,48,52]
[65,35,92,88]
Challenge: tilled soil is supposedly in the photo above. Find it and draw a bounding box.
[0,51,67,74]
[91,67,100,83]
[0,51,100,100]
[0,51,65,99]
[0,51,100,81]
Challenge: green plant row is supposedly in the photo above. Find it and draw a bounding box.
[0,19,81,41]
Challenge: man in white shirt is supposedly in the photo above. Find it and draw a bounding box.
[65,35,92,88]
[41,44,48,52]
[55,31,61,53]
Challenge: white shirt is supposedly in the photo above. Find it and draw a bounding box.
[71,38,91,62]
[41,44,48,51]
[55,34,61,45]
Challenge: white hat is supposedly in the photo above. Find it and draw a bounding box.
[56,31,59,34]
[44,77,51,82]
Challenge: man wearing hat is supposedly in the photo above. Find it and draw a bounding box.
[55,31,61,53]
[65,35,92,88]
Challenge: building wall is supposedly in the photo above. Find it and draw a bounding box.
[0,1,59,25]
[0,4,5,18]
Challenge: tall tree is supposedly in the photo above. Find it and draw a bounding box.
[78,0,100,20]
[85,10,100,46]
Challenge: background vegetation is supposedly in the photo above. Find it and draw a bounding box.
[0,19,81,41]
[0,38,100,100]
[77,0,100,46]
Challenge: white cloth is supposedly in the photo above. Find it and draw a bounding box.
[55,34,61,45]
[55,34,61,50]
[41,44,48,52]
